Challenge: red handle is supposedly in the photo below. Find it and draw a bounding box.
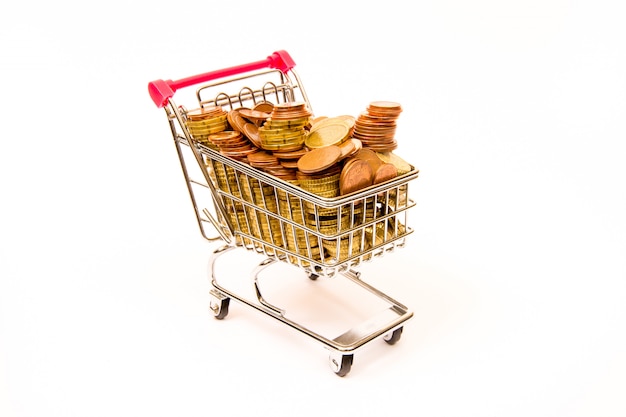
[148,50,296,108]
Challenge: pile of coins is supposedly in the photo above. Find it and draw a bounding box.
[276,188,323,266]
[295,143,371,260]
[207,130,257,162]
[192,98,414,264]
[352,101,402,152]
[184,105,229,148]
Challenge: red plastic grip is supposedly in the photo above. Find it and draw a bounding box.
[148,50,296,108]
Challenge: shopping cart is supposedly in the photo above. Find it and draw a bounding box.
[148,50,420,376]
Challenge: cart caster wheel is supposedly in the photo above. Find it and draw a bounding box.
[329,353,353,377]
[308,273,319,281]
[383,327,403,345]
[209,296,230,320]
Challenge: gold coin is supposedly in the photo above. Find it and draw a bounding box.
[310,116,327,125]
[264,117,310,128]
[260,142,305,152]
[375,151,413,175]
[304,123,350,149]
[309,116,353,134]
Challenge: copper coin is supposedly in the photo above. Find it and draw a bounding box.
[368,101,402,111]
[248,150,278,165]
[227,109,248,132]
[280,160,299,169]
[253,102,274,113]
[352,148,383,172]
[208,130,243,141]
[296,164,342,180]
[339,159,374,195]
[242,123,263,148]
[338,138,363,159]
[373,162,398,184]
[272,148,309,160]
[239,108,271,121]
[297,145,342,174]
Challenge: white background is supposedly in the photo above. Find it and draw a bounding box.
[1,1,625,416]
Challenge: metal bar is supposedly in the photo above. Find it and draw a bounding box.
[208,245,413,353]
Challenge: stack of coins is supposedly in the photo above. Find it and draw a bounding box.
[296,145,343,199]
[241,177,284,253]
[273,147,308,177]
[247,150,283,174]
[324,229,366,262]
[235,205,262,248]
[352,101,402,152]
[184,105,229,147]
[206,159,261,246]
[246,150,298,182]
[277,190,323,266]
[208,160,241,200]
[207,130,259,163]
[362,219,408,261]
[243,152,285,251]
[295,145,362,259]
[258,102,311,152]
[220,150,283,253]
[297,166,343,235]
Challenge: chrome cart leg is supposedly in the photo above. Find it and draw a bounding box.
[251,258,285,317]
[207,244,235,319]
[329,351,354,377]
[383,326,403,345]
[209,289,230,320]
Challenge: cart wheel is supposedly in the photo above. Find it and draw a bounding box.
[210,297,230,320]
[329,353,353,377]
[308,273,319,281]
[383,327,403,345]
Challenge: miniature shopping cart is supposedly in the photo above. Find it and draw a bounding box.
[148,50,419,376]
